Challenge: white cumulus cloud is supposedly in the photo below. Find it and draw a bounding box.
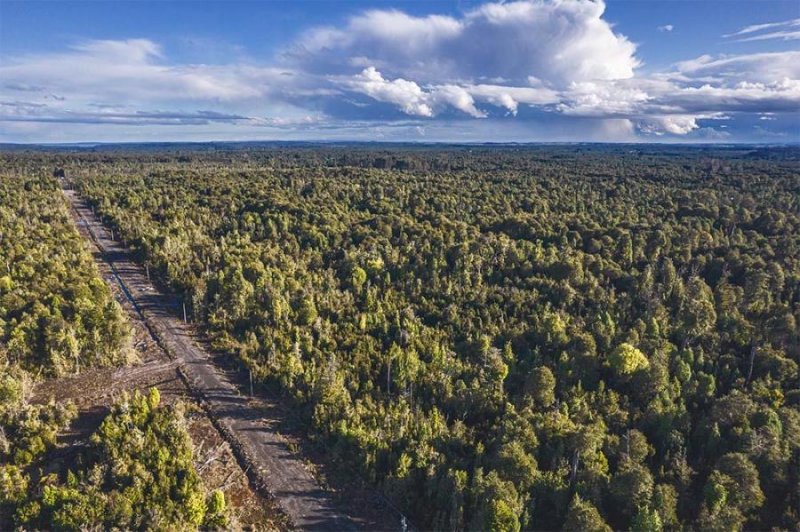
[638,116,698,135]
[339,67,434,117]
[293,0,639,86]
[338,67,486,118]
[0,0,798,141]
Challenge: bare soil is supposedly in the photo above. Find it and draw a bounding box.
[32,191,285,531]
[42,184,401,531]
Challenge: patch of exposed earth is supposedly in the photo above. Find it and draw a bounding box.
[31,202,284,531]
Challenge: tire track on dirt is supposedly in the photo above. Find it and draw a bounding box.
[61,185,380,531]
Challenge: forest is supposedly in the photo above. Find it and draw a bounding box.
[0,174,131,378]
[0,174,227,529]
[1,144,799,531]
[46,144,796,531]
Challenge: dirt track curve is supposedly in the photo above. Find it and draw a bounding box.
[61,185,387,531]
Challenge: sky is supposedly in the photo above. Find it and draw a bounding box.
[0,0,798,144]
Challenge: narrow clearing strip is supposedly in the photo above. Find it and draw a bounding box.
[62,186,372,531]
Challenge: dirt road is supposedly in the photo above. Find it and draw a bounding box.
[62,187,376,531]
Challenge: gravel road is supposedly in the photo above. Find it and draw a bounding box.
[62,187,372,531]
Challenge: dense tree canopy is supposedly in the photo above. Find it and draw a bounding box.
[4,389,228,530]
[0,174,224,529]
[0,175,131,377]
[6,145,800,530]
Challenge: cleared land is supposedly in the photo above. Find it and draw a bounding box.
[32,189,283,530]
[60,185,395,531]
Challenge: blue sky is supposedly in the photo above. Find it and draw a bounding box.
[1,0,798,143]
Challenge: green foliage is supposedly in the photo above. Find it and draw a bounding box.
[20,145,797,530]
[0,175,131,378]
[527,366,556,408]
[563,495,611,532]
[469,469,523,532]
[0,465,28,505]
[205,489,229,529]
[608,343,649,376]
[6,390,225,530]
[630,506,662,532]
[0,399,76,526]
[703,471,728,515]
[651,484,678,529]
[350,266,368,293]
[609,460,654,522]
[0,374,23,407]
[0,174,144,529]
